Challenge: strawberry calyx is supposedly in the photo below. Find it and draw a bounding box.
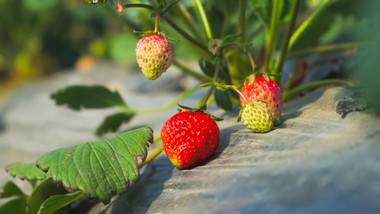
[177,103,223,121]
[247,72,271,83]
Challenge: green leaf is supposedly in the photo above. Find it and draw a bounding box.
[6,162,46,181]
[37,191,83,214]
[50,85,128,111]
[36,127,154,204]
[221,34,241,47]
[96,112,135,136]
[0,181,24,198]
[27,178,68,214]
[214,89,232,111]
[0,197,27,214]
[199,58,215,77]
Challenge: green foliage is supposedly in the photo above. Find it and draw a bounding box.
[50,85,128,110]
[0,181,27,214]
[0,181,24,198]
[0,197,28,214]
[36,127,153,204]
[96,112,135,136]
[214,89,232,110]
[27,178,68,214]
[1,0,365,211]
[6,162,46,181]
[37,191,83,214]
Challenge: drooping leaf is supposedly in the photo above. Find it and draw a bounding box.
[0,181,24,198]
[199,58,215,77]
[50,85,128,111]
[96,112,135,136]
[37,191,83,214]
[0,197,27,214]
[6,162,46,181]
[214,89,232,111]
[36,127,154,204]
[27,178,68,214]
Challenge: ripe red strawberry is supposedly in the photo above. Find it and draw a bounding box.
[161,110,220,169]
[135,33,173,80]
[240,74,282,125]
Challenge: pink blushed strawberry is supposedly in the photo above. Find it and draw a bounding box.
[135,33,173,80]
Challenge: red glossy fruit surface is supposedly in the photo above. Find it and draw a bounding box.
[161,111,220,169]
[240,77,282,125]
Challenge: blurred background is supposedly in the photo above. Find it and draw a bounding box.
[0,0,369,84]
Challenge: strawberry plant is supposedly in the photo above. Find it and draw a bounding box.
[1,0,361,212]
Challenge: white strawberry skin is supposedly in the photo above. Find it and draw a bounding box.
[241,101,273,133]
[135,34,173,80]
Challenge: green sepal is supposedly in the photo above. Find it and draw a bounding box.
[134,30,154,38]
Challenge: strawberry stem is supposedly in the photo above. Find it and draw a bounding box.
[140,137,164,168]
[154,14,159,33]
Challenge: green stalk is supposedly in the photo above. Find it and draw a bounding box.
[283,79,354,102]
[140,137,163,168]
[103,6,134,32]
[287,42,366,58]
[172,59,213,82]
[288,0,330,50]
[134,85,201,114]
[273,0,302,83]
[264,0,280,74]
[164,16,210,54]
[122,3,154,11]
[238,0,247,43]
[193,0,213,39]
[246,24,264,42]
[176,2,206,43]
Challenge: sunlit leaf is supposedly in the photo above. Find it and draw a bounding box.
[50,85,128,111]
[6,162,46,181]
[96,112,135,136]
[36,127,154,204]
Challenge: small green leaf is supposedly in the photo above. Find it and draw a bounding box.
[0,181,24,198]
[50,85,128,111]
[220,34,241,47]
[96,112,135,136]
[214,89,232,111]
[199,58,215,77]
[0,197,27,214]
[37,191,83,214]
[27,178,68,214]
[161,0,180,15]
[6,163,46,181]
[36,127,153,204]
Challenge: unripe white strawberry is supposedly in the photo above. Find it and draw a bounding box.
[240,100,273,133]
[135,34,173,80]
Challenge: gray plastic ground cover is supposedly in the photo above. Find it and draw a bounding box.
[0,64,379,213]
[89,87,380,214]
